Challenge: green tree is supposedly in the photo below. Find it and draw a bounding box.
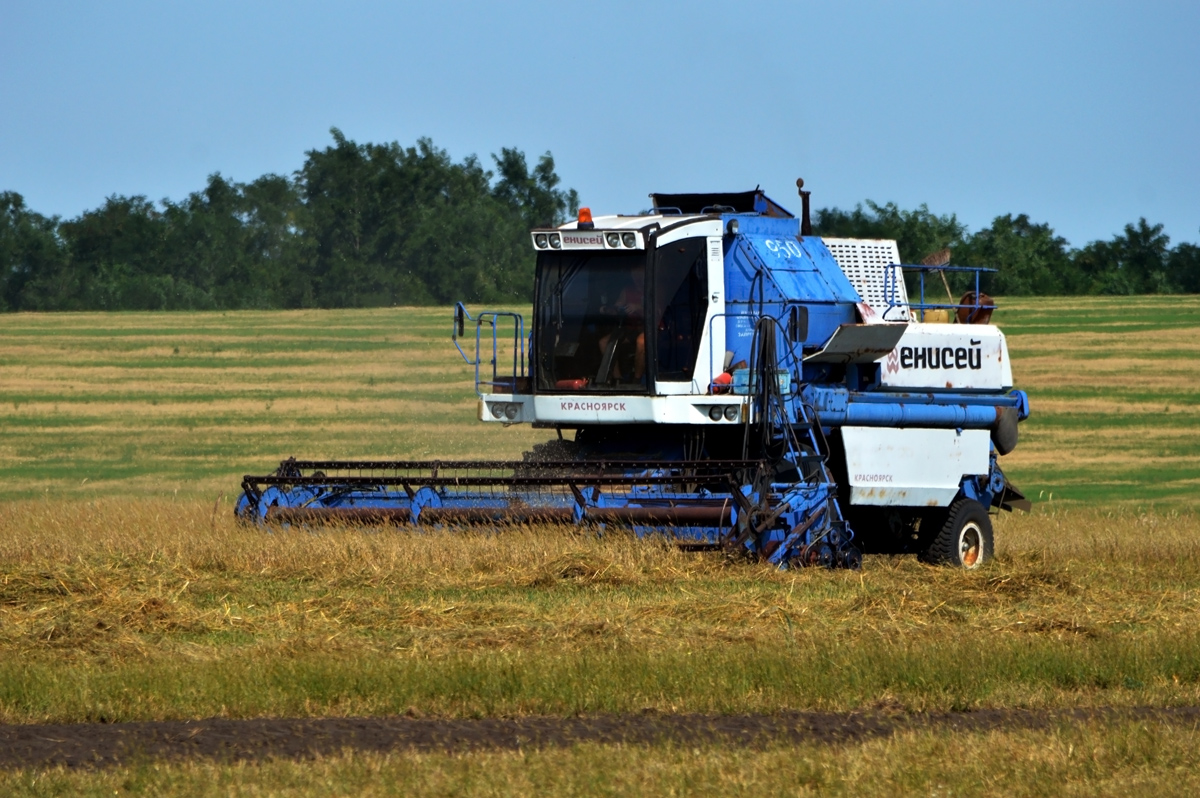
[56,194,193,310]
[0,192,69,311]
[158,172,308,309]
[298,129,565,306]
[491,148,579,229]
[956,214,1076,295]
[1075,218,1171,295]
[1167,239,1200,293]
[813,200,967,263]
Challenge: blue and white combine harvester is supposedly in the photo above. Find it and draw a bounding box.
[237,182,1030,570]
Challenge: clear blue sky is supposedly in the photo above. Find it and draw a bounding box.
[2,1,1197,248]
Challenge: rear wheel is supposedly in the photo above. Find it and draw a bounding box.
[919,499,994,569]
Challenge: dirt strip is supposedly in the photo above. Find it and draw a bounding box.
[2,707,1199,769]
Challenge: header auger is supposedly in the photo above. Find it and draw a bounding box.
[238,182,1030,570]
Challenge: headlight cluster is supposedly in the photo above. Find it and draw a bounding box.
[706,405,740,422]
[604,232,639,249]
[488,402,522,421]
[532,233,562,250]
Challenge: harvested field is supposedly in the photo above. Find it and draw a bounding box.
[0,298,1196,793]
[998,295,1200,507]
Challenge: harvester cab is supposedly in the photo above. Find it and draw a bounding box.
[239,181,1030,571]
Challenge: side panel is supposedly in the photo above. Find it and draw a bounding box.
[842,426,990,507]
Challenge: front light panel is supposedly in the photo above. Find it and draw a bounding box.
[533,230,640,250]
[699,404,744,422]
[487,402,523,421]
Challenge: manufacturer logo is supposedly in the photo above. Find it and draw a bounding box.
[559,401,627,412]
[898,344,983,370]
[885,348,901,375]
[561,231,605,248]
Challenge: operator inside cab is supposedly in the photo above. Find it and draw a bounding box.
[597,273,645,381]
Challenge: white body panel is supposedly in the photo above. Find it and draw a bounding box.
[842,426,990,507]
[480,393,748,426]
[650,224,725,395]
[877,324,1013,391]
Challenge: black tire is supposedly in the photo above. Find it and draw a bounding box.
[919,499,994,569]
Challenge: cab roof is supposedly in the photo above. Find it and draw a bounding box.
[648,190,794,218]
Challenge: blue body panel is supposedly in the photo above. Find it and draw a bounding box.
[720,214,860,366]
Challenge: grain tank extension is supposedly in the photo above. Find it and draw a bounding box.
[238,183,1030,569]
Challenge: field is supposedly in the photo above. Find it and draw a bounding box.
[0,296,1197,795]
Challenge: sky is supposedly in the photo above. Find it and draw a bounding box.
[2,1,1198,249]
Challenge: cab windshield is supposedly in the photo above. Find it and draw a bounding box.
[535,251,646,392]
[534,237,708,393]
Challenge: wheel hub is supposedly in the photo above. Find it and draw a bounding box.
[959,522,983,568]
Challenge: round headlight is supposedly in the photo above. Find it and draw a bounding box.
[621,232,637,248]
[504,404,519,420]
[709,406,723,421]
[549,234,561,249]
[534,233,548,249]
[490,403,505,419]
[724,406,739,421]
[605,232,620,247]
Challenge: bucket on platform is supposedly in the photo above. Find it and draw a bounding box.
[921,309,952,323]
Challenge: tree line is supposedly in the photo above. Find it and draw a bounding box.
[813,202,1200,296]
[0,130,578,311]
[2,131,1197,311]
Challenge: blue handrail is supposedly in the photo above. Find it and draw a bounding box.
[452,303,526,397]
[882,264,998,319]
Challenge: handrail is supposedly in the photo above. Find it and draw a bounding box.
[881,263,998,319]
[452,303,526,397]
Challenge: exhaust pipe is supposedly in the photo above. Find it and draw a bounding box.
[797,177,812,236]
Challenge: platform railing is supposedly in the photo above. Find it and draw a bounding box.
[882,264,998,323]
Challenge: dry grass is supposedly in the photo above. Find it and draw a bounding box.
[0,500,1197,722]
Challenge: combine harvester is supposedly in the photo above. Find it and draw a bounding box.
[238,181,1029,570]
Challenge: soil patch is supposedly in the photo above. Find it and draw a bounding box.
[2,707,1199,769]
